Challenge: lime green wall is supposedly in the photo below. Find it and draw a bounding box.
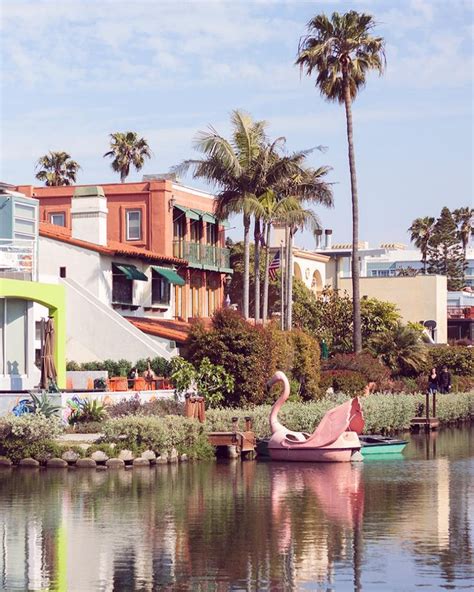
[0,279,66,388]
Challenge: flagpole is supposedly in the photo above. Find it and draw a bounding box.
[280,241,285,331]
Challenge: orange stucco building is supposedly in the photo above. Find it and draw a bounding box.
[17,179,231,333]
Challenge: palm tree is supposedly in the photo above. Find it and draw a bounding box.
[174,110,268,319]
[296,11,385,353]
[103,132,152,183]
[408,216,435,273]
[368,322,427,377]
[35,151,81,186]
[453,207,474,259]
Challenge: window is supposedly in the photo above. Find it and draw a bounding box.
[112,268,133,304]
[49,212,66,227]
[126,210,141,241]
[207,223,217,245]
[152,272,170,305]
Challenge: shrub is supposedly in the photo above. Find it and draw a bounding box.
[451,375,474,393]
[0,414,64,463]
[187,309,268,406]
[320,370,366,397]
[427,346,473,376]
[102,415,213,459]
[288,330,321,400]
[65,421,104,434]
[324,352,389,385]
[66,356,171,377]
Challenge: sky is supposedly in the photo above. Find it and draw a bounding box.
[1,0,472,249]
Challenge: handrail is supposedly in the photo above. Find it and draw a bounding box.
[172,240,230,269]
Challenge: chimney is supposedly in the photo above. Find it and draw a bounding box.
[324,229,333,250]
[71,186,108,246]
[315,229,323,249]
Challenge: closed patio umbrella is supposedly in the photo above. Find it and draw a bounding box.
[40,317,57,390]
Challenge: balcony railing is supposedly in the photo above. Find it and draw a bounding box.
[0,239,37,281]
[173,240,230,270]
[447,306,474,320]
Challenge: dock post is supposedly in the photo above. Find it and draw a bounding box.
[432,392,436,418]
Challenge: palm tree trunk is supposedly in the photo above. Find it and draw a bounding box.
[254,217,261,322]
[286,228,294,330]
[262,222,271,322]
[343,75,362,353]
[243,213,251,319]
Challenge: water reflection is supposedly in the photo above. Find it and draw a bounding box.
[0,427,472,591]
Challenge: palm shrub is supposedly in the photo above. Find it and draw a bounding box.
[368,322,427,377]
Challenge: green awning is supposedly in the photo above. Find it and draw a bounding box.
[151,266,185,286]
[113,263,148,281]
[219,219,230,228]
[174,204,200,221]
[201,211,216,224]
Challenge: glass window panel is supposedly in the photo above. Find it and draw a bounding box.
[126,210,141,240]
[6,299,26,375]
[50,213,66,227]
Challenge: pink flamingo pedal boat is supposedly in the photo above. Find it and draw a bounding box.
[267,371,364,463]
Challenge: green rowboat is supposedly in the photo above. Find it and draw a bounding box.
[359,435,407,456]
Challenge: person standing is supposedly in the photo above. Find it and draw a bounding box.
[427,368,438,395]
[438,365,452,394]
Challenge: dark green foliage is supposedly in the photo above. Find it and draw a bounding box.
[324,352,390,384]
[26,391,61,417]
[427,207,466,291]
[0,439,62,464]
[186,309,322,406]
[187,309,268,406]
[293,285,401,354]
[69,399,106,424]
[427,346,473,376]
[367,322,427,377]
[288,330,321,400]
[320,370,366,397]
[451,375,474,393]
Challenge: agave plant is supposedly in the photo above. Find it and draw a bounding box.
[28,391,61,417]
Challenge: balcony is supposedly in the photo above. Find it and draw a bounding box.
[0,239,37,281]
[173,241,231,271]
[447,306,474,320]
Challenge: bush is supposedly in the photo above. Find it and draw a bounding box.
[0,415,64,463]
[320,370,366,397]
[105,395,184,418]
[288,330,321,400]
[68,398,106,424]
[427,346,473,376]
[187,309,268,406]
[102,415,214,459]
[324,352,389,385]
[451,375,474,393]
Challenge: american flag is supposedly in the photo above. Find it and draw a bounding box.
[268,250,280,281]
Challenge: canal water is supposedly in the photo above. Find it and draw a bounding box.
[0,427,472,591]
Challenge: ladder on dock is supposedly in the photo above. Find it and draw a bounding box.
[411,391,439,432]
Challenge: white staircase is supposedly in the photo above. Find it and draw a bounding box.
[60,277,178,362]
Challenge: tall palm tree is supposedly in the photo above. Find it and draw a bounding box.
[103,132,152,183]
[296,11,385,353]
[35,151,81,186]
[174,110,268,319]
[408,216,435,273]
[452,207,474,259]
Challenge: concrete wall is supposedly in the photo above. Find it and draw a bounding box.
[339,275,448,343]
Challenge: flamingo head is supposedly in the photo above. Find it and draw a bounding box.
[267,371,289,391]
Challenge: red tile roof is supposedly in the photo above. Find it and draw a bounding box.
[126,317,192,343]
[39,222,187,266]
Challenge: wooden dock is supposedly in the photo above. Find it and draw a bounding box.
[410,392,439,432]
